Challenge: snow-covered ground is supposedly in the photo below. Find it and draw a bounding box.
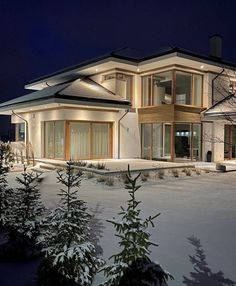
[2,169,236,285]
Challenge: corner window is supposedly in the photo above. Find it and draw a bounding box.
[142,71,173,106]
[142,70,203,107]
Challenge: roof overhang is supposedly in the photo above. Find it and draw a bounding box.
[0,78,131,115]
[25,49,236,91]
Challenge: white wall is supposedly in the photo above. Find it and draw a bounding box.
[202,122,213,161]
[11,108,140,159]
[212,121,225,162]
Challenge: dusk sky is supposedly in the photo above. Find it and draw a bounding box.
[0,0,236,135]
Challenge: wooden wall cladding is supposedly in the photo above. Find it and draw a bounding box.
[138,105,205,123]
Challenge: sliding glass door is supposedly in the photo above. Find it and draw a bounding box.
[70,122,112,160]
[224,125,236,159]
[141,122,201,161]
[45,121,65,159]
[70,122,90,159]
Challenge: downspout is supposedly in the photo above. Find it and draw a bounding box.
[212,68,225,105]
[118,109,129,159]
[12,110,30,165]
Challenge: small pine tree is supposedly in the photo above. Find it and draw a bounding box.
[8,166,44,240]
[0,149,12,227]
[39,160,102,286]
[100,165,173,286]
[0,166,44,260]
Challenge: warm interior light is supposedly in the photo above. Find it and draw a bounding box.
[95,68,98,72]
[200,65,204,69]
[137,68,140,72]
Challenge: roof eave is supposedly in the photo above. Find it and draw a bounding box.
[0,96,131,115]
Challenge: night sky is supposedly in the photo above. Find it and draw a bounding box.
[0,0,236,137]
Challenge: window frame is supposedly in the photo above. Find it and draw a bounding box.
[141,69,203,107]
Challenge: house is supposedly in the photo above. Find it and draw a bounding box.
[0,35,236,162]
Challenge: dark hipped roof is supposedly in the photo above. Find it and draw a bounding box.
[27,47,236,86]
[0,78,131,112]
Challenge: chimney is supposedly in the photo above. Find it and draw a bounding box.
[209,34,222,59]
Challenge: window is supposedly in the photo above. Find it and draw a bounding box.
[16,123,25,141]
[175,123,201,160]
[176,71,203,105]
[141,123,171,160]
[141,122,201,161]
[142,71,173,106]
[45,121,65,159]
[70,122,112,160]
[142,70,203,107]
[103,72,133,102]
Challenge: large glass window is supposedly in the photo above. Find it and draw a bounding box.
[192,124,201,160]
[153,71,173,105]
[175,124,191,159]
[92,123,110,158]
[142,76,152,106]
[176,71,192,105]
[70,122,90,159]
[45,121,65,159]
[142,71,173,106]
[141,122,201,161]
[70,122,112,160]
[175,123,201,160]
[141,124,152,159]
[141,123,171,161]
[224,125,236,159]
[142,70,203,107]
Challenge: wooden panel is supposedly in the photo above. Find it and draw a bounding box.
[138,105,175,123]
[174,110,201,122]
[175,104,206,113]
[139,104,204,123]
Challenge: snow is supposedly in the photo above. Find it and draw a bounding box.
[1,169,236,285]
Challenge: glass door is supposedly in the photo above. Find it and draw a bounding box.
[163,124,171,158]
[141,124,152,159]
[70,122,90,160]
[45,121,65,159]
[224,125,236,159]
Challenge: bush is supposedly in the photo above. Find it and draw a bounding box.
[141,171,149,182]
[86,172,94,179]
[97,176,106,183]
[96,163,106,170]
[87,163,96,169]
[157,169,165,179]
[183,168,191,176]
[171,169,179,178]
[120,172,129,184]
[105,177,114,186]
[72,160,87,167]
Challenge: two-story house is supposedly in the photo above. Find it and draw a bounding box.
[0,35,235,162]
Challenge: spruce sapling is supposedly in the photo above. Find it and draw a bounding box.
[2,166,44,260]
[0,148,12,228]
[39,160,102,286]
[100,165,173,286]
